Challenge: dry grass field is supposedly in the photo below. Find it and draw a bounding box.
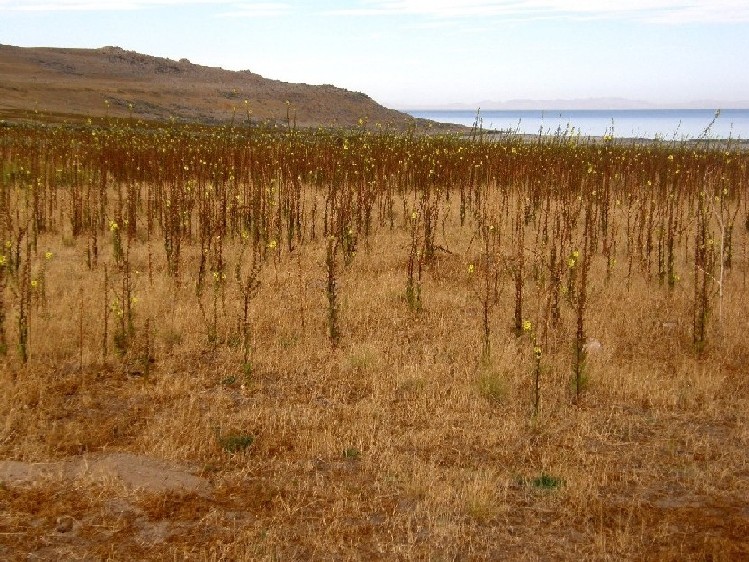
[0,119,748,560]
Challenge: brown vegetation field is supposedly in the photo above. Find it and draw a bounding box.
[0,117,748,560]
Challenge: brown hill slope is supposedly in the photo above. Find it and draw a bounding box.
[0,44,418,128]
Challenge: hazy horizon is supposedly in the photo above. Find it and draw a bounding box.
[405,107,749,139]
[1,1,748,110]
[395,99,749,111]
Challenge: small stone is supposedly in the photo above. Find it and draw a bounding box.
[583,338,602,354]
[55,515,74,533]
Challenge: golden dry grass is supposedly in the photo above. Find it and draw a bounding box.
[1,204,748,560]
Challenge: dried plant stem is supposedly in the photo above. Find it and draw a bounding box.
[326,236,341,348]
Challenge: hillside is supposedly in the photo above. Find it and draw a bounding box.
[0,44,420,128]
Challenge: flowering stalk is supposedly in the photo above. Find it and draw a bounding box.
[18,238,31,363]
[326,236,341,348]
[103,265,109,361]
[513,199,525,336]
[523,320,543,417]
[240,251,262,367]
[406,210,423,311]
[693,191,716,352]
[0,252,6,355]
[110,219,123,268]
[573,198,593,403]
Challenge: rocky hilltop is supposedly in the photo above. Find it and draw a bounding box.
[0,44,418,128]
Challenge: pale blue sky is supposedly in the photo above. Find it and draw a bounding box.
[1,1,748,109]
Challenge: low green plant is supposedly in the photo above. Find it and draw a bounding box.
[343,447,361,460]
[477,368,507,404]
[516,472,563,491]
[218,432,254,453]
[530,473,563,490]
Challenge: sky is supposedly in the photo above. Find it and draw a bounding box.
[1,0,748,109]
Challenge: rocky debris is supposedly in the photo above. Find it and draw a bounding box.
[0,452,211,496]
[55,515,75,533]
[583,337,603,354]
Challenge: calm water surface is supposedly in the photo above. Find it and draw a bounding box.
[405,109,749,140]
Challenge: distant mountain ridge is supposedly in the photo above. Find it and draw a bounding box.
[0,44,422,127]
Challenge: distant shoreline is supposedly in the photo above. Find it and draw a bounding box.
[395,100,749,111]
[474,131,749,147]
[405,108,749,141]
[402,108,749,113]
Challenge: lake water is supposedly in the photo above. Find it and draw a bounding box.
[405,109,749,140]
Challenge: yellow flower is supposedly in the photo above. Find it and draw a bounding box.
[0,255,5,266]
[31,279,38,289]
[44,251,53,260]
[523,320,532,332]
[468,264,475,274]
[268,239,278,250]
[109,220,119,232]
[533,346,542,359]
